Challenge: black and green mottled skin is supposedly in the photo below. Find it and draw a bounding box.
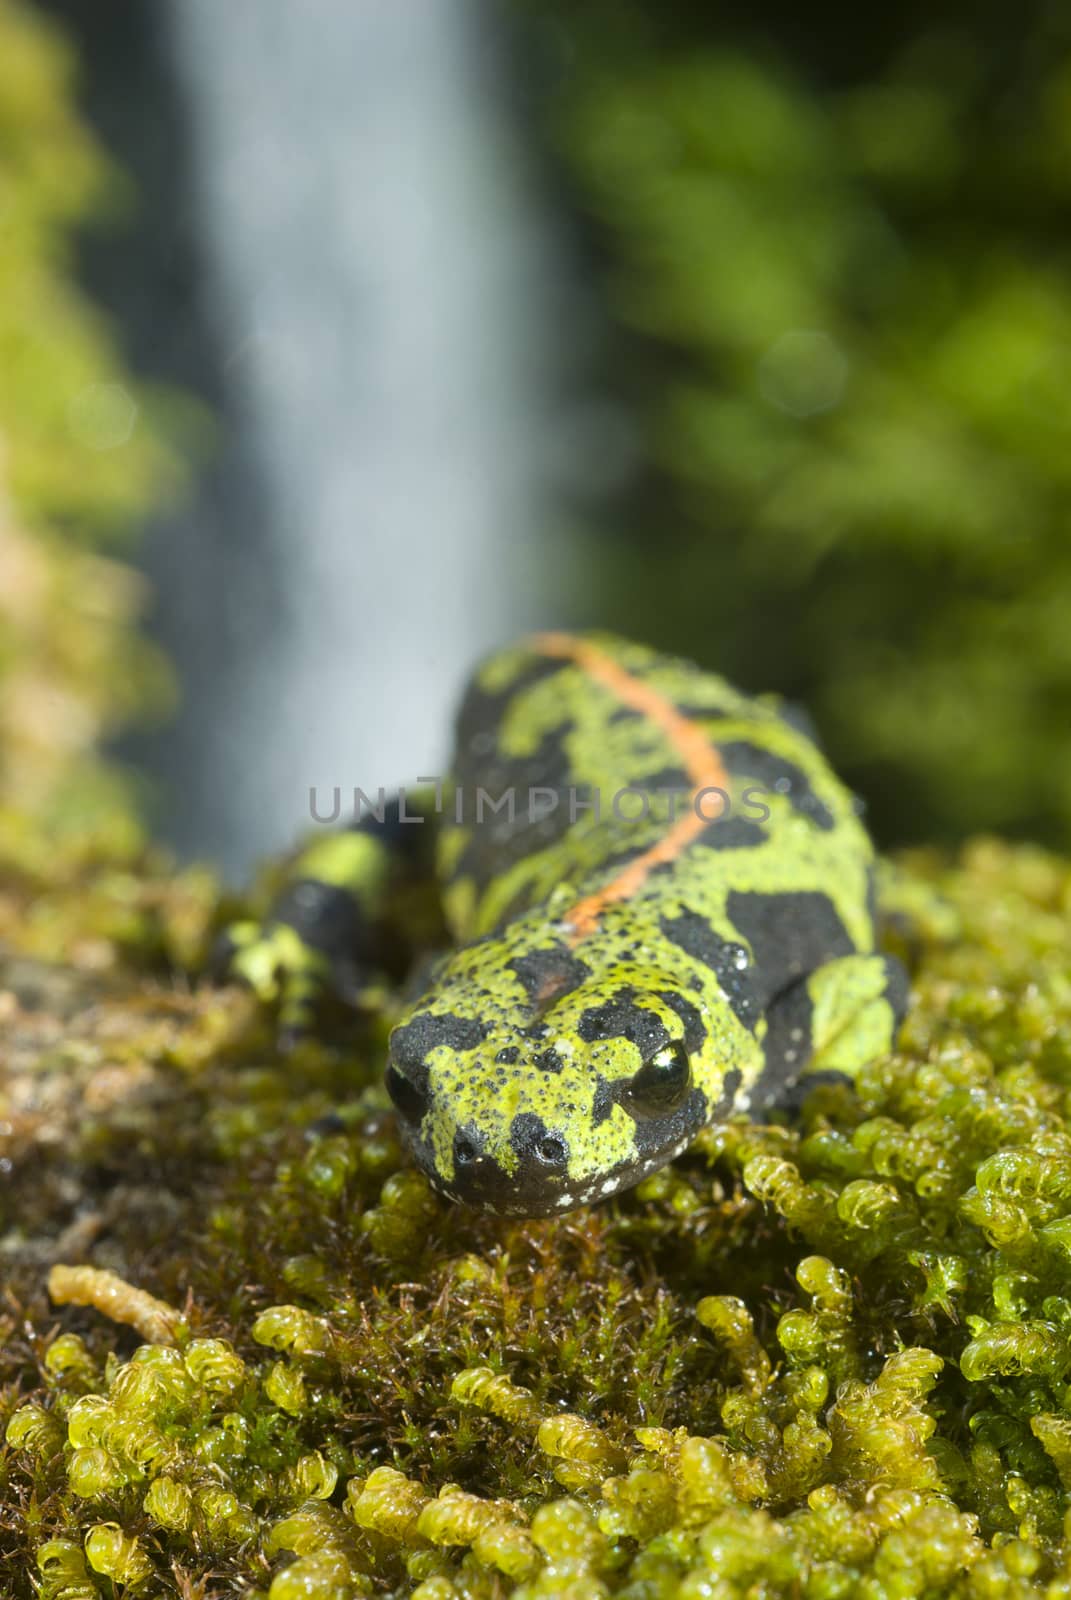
[230,635,907,1215]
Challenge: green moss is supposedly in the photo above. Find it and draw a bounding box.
[4,837,1071,1594]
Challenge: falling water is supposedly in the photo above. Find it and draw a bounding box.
[165,0,554,876]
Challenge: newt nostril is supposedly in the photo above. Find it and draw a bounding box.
[536,1133,568,1167]
[453,1131,479,1167]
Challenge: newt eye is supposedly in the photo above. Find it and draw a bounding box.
[626,1041,691,1118]
[386,1062,429,1125]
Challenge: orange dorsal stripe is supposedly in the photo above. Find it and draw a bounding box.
[530,632,730,944]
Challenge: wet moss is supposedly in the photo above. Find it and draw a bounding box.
[4,837,1071,1594]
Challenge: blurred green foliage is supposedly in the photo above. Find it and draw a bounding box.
[527,1,1071,848]
[0,0,179,836]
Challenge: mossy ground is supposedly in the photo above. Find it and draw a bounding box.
[4,834,1071,1597]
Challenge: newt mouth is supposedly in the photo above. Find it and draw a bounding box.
[399,1122,696,1217]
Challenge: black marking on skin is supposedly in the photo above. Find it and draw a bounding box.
[495,1046,520,1065]
[453,653,566,762]
[390,1012,487,1069]
[696,816,768,850]
[672,702,735,722]
[866,864,879,935]
[659,910,760,1031]
[596,842,663,879]
[716,740,836,831]
[881,954,911,1028]
[757,956,907,1115]
[592,1076,614,1125]
[750,977,814,1113]
[451,721,577,905]
[727,890,856,1010]
[385,1062,430,1123]
[508,945,591,1011]
[639,764,691,795]
[534,1046,566,1074]
[713,1066,743,1117]
[273,878,366,955]
[511,1113,569,1167]
[659,990,707,1054]
[576,988,670,1058]
[352,792,439,860]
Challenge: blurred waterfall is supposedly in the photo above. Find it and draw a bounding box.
[164,0,553,876]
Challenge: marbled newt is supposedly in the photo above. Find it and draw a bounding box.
[223,633,907,1215]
